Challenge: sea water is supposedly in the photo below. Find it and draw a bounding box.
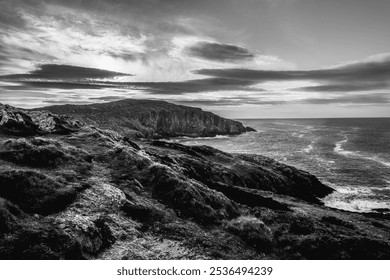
[174,118,390,213]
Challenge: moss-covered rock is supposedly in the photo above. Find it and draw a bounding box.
[149,165,239,224]
[226,216,274,251]
[0,138,92,168]
[0,170,84,215]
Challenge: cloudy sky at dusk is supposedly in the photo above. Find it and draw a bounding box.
[0,0,389,118]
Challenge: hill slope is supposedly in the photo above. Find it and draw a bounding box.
[37,99,255,138]
[1,102,390,260]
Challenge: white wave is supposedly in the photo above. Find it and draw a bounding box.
[292,132,305,138]
[187,135,231,140]
[321,181,390,212]
[327,184,373,195]
[302,139,318,153]
[214,135,231,139]
[324,198,390,213]
[303,144,313,153]
[363,156,390,168]
[322,183,389,212]
[334,137,390,168]
[369,184,390,192]
[185,141,199,145]
[333,136,350,154]
[169,134,235,142]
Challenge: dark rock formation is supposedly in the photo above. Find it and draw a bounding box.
[1,102,390,260]
[0,170,87,215]
[0,104,40,135]
[0,138,92,168]
[0,103,83,136]
[37,99,255,138]
[245,126,257,132]
[148,141,333,204]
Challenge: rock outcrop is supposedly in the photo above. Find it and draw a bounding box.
[36,99,254,138]
[0,103,83,136]
[1,102,390,260]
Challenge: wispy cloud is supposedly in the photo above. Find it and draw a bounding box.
[174,92,390,107]
[293,82,389,92]
[302,92,390,105]
[0,67,259,93]
[186,41,254,62]
[1,54,390,109]
[0,0,286,81]
[2,64,132,80]
[194,53,390,84]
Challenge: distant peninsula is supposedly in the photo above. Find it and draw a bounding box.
[36,99,256,139]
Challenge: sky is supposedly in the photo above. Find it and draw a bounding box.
[0,0,389,118]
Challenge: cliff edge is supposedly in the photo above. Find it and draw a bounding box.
[36,99,255,138]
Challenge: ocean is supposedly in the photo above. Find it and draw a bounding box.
[173,118,390,213]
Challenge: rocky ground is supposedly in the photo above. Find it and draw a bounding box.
[1,102,390,259]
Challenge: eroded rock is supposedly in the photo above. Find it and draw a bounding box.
[0,102,389,260]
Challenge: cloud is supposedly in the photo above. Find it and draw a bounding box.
[1,64,132,80]
[294,82,389,92]
[303,92,389,105]
[0,6,151,74]
[186,41,254,62]
[174,97,286,107]
[174,92,389,107]
[129,78,260,95]
[194,53,390,85]
[0,0,30,29]
[0,0,198,78]
[1,73,261,94]
[3,81,117,90]
[89,96,126,101]
[190,54,390,109]
[0,0,198,35]
[1,0,389,112]
[0,0,287,82]
[2,54,389,109]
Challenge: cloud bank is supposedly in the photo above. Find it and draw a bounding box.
[2,64,132,80]
[195,54,390,85]
[1,54,389,109]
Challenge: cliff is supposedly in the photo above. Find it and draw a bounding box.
[0,103,83,135]
[36,99,254,138]
[1,103,390,260]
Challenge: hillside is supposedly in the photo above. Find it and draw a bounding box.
[36,99,255,138]
[1,102,390,260]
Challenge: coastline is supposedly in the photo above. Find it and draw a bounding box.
[174,118,390,214]
[1,101,390,259]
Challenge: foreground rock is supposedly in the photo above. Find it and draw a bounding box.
[1,103,390,259]
[0,103,83,135]
[36,99,255,138]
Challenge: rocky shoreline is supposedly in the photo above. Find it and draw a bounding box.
[36,99,256,138]
[1,101,390,259]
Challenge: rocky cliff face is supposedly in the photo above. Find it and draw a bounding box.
[1,103,390,260]
[0,103,83,135]
[36,99,253,138]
